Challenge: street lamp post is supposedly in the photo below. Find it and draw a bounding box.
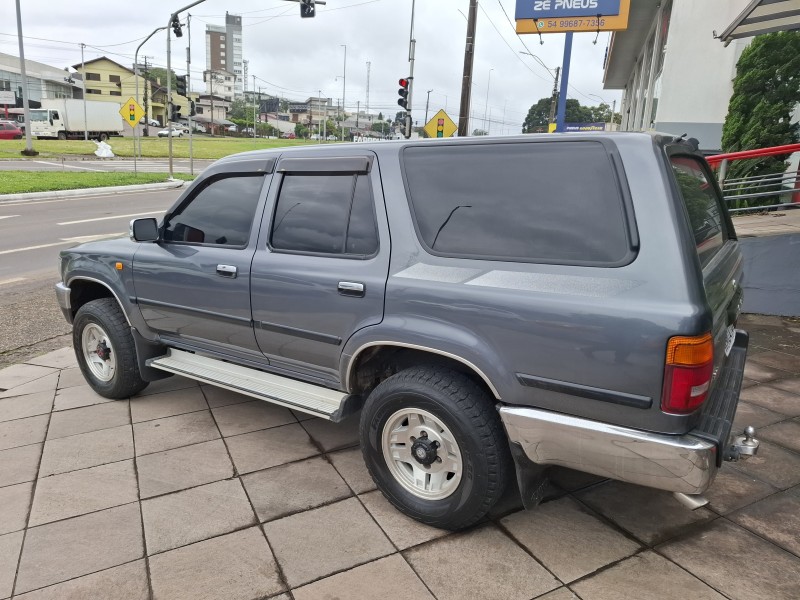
[483,68,493,134]
[136,26,168,160]
[14,0,36,155]
[80,43,88,142]
[424,89,433,126]
[340,44,346,141]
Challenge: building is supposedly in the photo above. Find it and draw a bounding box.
[205,13,243,99]
[193,93,233,134]
[0,52,81,108]
[604,0,752,151]
[203,70,236,103]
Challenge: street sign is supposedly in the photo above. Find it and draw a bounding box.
[423,110,457,139]
[120,97,145,129]
[516,0,630,34]
[0,91,14,106]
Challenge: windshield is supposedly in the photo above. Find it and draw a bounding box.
[29,110,48,122]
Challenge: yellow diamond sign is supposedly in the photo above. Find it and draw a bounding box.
[119,97,145,129]
[423,109,457,139]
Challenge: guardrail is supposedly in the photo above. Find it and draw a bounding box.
[707,143,800,213]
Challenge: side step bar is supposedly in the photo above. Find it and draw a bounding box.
[147,349,358,422]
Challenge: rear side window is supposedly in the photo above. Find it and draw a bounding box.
[670,156,728,267]
[402,142,632,265]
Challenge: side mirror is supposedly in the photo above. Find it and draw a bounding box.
[130,218,159,242]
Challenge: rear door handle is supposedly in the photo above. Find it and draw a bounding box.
[338,281,365,297]
[216,264,238,278]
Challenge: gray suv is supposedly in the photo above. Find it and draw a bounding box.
[56,133,759,530]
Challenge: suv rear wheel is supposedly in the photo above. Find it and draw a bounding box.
[73,299,148,399]
[360,366,510,530]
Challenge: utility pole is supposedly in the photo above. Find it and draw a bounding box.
[365,61,371,120]
[209,73,215,137]
[14,0,36,155]
[340,44,346,141]
[483,68,493,133]
[253,74,257,143]
[425,89,432,126]
[187,13,193,176]
[318,90,322,144]
[356,100,360,129]
[458,0,478,137]
[80,43,88,141]
[405,0,416,139]
[548,66,560,126]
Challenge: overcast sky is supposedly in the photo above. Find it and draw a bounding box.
[4,0,622,133]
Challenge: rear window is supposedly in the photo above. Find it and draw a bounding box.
[670,156,728,267]
[402,142,633,265]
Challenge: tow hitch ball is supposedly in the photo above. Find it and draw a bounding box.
[725,426,760,462]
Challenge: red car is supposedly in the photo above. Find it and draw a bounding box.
[0,121,23,140]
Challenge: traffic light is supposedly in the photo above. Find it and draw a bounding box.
[175,75,187,97]
[171,15,183,38]
[397,78,409,109]
[171,104,181,122]
[189,100,196,117]
[300,0,316,18]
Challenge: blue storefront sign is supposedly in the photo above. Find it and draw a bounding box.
[564,122,606,132]
[515,0,621,20]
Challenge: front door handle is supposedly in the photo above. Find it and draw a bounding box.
[216,264,238,278]
[338,281,365,297]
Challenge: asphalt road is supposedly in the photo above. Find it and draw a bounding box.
[0,158,214,174]
[0,188,182,368]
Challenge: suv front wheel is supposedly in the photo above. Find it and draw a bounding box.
[360,366,511,530]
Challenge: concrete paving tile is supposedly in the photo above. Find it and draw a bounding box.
[749,350,800,375]
[0,444,42,488]
[29,460,138,526]
[536,588,581,600]
[501,496,640,583]
[0,373,58,400]
[659,519,800,600]
[739,384,800,416]
[130,387,208,423]
[0,391,54,423]
[149,527,284,600]
[738,314,786,328]
[137,438,234,499]
[359,490,449,551]
[13,560,148,600]
[242,456,350,523]
[733,401,788,432]
[25,348,78,370]
[0,364,57,392]
[771,376,800,395]
[211,400,296,437]
[729,487,800,556]
[705,466,778,515]
[329,447,376,494]
[55,368,86,390]
[743,361,790,383]
[291,409,316,422]
[0,482,33,535]
[263,497,394,588]
[759,419,800,453]
[15,503,144,594]
[576,481,716,545]
[730,440,800,490]
[200,385,251,408]
[293,553,434,600]
[53,385,114,411]
[39,424,133,477]
[405,524,559,600]
[740,377,759,389]
[135,375,198,397]
[133,410,220,456]
[46,401,129,440]
[571,550,725,600]
[142,478,256,555]
[300,414,359,452]
[225,423,318,475]
[0,414,48,451]
[0,531,24,600]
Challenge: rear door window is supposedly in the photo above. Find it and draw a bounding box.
[670,156,728,267]
[401,142,633,265]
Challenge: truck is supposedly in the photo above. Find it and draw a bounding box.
[56,132,760,531]
[28,99,123,141]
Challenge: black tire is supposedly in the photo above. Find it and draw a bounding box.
[57,132,66,140]
[360,366,511,530]
[98,132,109,141]
[73,298,148,399]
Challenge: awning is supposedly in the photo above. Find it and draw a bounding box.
[717,0,800,44]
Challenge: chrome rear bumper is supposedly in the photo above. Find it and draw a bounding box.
[499,406,717,495]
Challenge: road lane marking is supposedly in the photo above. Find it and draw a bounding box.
[58,211,159,226]
[0,277,26,285]
[0,215,20,220]
[33,161,105,172]
[0,233,123,255]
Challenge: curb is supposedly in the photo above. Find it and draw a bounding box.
[0,180,186,203]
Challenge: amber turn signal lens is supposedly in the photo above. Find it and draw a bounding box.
[666,333,713,366]
[115,262,123,270]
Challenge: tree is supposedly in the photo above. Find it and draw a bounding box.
[395,111,406,125]
[377,112,384,121]
[722,31,800,207]
[523,97,621,133]
[146,67,177,91]
[294,123,309,138]
[472,128,488,136]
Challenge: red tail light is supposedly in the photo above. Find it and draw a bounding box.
[662,333,714,414]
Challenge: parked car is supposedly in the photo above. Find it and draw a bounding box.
[0,121,23,139]
[139,117,160,127]
[326,135,338,141]
[193,123,207,133]
[157,128,183,137]
[281,132,296,139]
[55,133,759,531]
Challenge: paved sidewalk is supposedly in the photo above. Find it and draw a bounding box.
[0,314,798,600]
[732,208,800,237]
